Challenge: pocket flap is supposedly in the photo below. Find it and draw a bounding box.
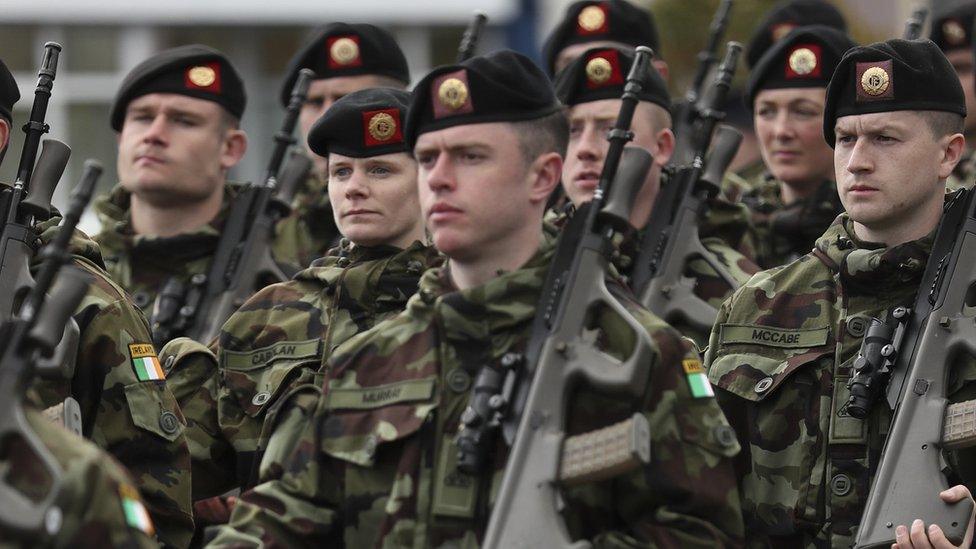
[220,339,322,418]
[124,381,186,442]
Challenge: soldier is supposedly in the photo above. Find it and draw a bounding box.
[541,0,666,78]
[0,57,193,547]
[92,45,249,320]
[209,49,743,547]
[555,45,758,345]
[929,2,976,188]
[728,26,856,269]
[704,38,976,547]
[271,23,411,268]
[162,88,437,528]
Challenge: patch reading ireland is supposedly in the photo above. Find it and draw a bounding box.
[129,343,165,382]
[683,358,714,399]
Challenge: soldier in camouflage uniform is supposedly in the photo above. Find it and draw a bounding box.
[93,45,251,321]
[929,3,976,190]
[210,49,743,547]
[271,23,411,268]
[704,38,976,547]
[0,407,159,548]
[555,46,758,346]
[726,26,856,270]
[161,88,437,529]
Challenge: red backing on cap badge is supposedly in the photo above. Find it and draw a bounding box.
[363,108,403,147]
[185,62,222,93]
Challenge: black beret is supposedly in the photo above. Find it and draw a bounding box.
[930,3,976,52]
[746,26,856,108]
[279,23,410,107]
[746,0,847,68]
[0,58,19,124]
[823,38,965,146]
[404,50,561,149]
[542,0,660,76]
[307,87,411,158]
[110,44,245,131]
[555,46,670,112]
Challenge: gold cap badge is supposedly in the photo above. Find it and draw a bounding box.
[585,56,612,85]
[788,47,818,76]
[578,5,606,32]
[330,37,360,66]
[943,20,967,46]
[187,66,216,87]
[860,66,890,96]
[368,112,397,141]
[438,78,469,110]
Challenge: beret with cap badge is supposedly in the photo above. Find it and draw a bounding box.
[307,87,411,158]
[554,45,670,112]
[930,2,976,52]
[745,0,848,69]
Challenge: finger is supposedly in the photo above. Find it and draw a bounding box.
[895,524,912,548]
[940,485,972,503]
[925,524,956,549]
[910,519,934,549]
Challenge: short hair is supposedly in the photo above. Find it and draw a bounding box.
[916,110,964,139]
[217,108,241,132]
[644,101,672,132]
[510,109,570,164]
[371,75,409,90]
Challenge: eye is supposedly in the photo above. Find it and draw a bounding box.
[875,134,896,143]
[415,153,436,168]
[304,97,325,109]
[569,123,583,138]
[330,167,352,179]
[756,106,775,118]
[369,165,392,176]
[836,134,854,145]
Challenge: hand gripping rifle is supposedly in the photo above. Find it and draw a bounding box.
[457,11,488,63]
[149,69,314,346]
[462,47,657,548]
[0,162,100,538]
[902,7,928,40]
[629,43,744,336]
[671,0,733,165]
[847,188,976,547]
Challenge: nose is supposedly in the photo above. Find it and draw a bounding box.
[424,152,456,193]
[575,124,604,163]
[845,136,874,175]
[142,113,168,145]
[771,111,795,142]
[344,169,370,199]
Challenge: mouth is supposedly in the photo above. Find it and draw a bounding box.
[847,184,879,196]
[343,208,379,218]
[771,150,801,160]
[573,170,601,192]
[135,153,166,166]
[428,202,463,221]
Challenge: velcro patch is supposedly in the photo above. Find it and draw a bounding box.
[129,343,165,381]
[119,483,155,536]
[720,324,830,349]
[682,358,713,398]
[222,339,321,371]
[325,376,436,410]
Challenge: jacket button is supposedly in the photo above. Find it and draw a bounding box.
[754,377,774,394]
[251,392,271,406]
[846,316,868,338]
[447,369,472,393]
[831,473,852,496]
[159,411,180,435]
[163,355,176,374]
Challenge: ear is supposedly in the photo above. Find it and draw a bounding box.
[220,128,248,171]
[527,151,562,205]
[652,59,669,82]
[938,132,966,180]
[653,127,675,167]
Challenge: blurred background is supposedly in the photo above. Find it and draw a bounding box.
[0,0,956,231]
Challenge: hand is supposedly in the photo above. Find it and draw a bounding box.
[192,495,238,525]
[892,485,975,549]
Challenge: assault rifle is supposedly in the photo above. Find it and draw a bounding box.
[457,11,488,62]
[149,69,315,346]
[849,188,976,547]
[460,47,657,547]
[629,44,744,336]
[0,161,100,537]
[902,7,928,40]
[672,0,733,164]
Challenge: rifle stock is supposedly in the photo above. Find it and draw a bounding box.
[457,11,488,62]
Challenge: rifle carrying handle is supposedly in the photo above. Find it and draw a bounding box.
[28,266,90,356]
[20,139,70,220]
[700,125,742,191]
[600,146,651,228]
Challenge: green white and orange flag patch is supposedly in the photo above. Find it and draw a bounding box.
[683,359,714,398]
[129,343,165,382]
[119,483,155,536]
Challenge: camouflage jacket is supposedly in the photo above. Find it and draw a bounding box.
[703,215,976,548]
[725,173,843,270]
[0,407,158,548]
[30,218,193,548]
[271,169,340,269]
[162,240,439,501]
[211,229,744,548]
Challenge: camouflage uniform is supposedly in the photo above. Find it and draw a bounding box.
[0,407,158,549]
[270,170,340,269]
[703,214,976,547]
[162,240,439,501]
[725,173,843,270]
[210,229,744,547]
[947,145,976,191]
[31,217,193,548]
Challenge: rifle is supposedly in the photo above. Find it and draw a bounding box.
[149,69,315,346]
[457,11,488,63]
[0,161,100,537]
[629,44,744,336]
[460,47,656,547]
[902,7,928,40]
[849,187,976,548]
[671,0,733,165]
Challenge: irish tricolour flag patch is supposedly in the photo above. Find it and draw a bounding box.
[683,359,714,399]
[119,483,155,536]
[129,343,165,382]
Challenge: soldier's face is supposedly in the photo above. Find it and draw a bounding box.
[117,93,246,207]
[301,75,392,173]
[326,151,424,249]
[834,111,961,237]
[563,100,673,228]
[414,123,559,262]
[946,48,976,134]
[754,88,835,188]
